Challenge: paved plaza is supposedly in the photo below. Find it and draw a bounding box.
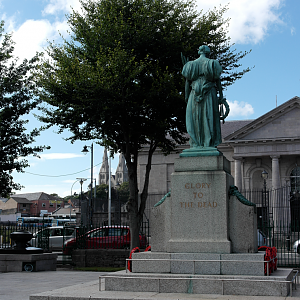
[0,268,105,300]
[1,268,300,300]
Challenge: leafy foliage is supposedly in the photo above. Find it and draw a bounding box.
[0,21,49,197]
[88,182,129,212]
[117,181,130,204]
[36,0,251,247]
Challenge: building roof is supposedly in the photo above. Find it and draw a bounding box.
[10,197,32,204]
[12,192,61,201]
[221,120,254,139]
[0,198,9,203]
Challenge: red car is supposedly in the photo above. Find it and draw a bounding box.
[63,225,147,255]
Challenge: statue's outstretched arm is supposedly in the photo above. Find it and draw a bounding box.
[181,52,189,66]
[216,78,223,103]
[181,53,190,102]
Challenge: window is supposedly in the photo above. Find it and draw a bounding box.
[90,229,105,238]
[65,228,75,236]
[51,228,62,236]
[108,228,122,236]
[49,202,54,207]
[290,166,300,192]
[42,203,46,207]
[22,204,27,208]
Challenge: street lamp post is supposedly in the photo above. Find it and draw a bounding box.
[94,178,96,199]
[116,181,121,224]
[82,143,94,228]
[72,178,86,224]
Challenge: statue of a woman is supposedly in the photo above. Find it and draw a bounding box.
[182,45,228,151]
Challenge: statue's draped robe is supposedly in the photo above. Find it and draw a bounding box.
[182,57,222,148]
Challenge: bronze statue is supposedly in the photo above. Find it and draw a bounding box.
[182,45,229,151]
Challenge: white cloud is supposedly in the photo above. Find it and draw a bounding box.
[43,0,82,15]
[2,17,69,62]
[291,27,296,35]
[1,0,284,64]
[40,153,84,160]
[195,0,284,44]
[12,19,54,60]
[0,2,72,62]
[227,100,254,117]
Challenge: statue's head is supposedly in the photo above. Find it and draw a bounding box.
[198,45,210,56]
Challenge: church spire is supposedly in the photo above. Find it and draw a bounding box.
[115,154,128,185]
[98,148,109,185]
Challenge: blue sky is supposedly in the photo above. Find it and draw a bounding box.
[1,0,298,197]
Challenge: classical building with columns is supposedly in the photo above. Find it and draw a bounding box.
[138,96,300,199]
[219,96,300,192]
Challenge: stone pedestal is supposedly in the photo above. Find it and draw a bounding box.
[167,155,233,253]
[150,154,258,255]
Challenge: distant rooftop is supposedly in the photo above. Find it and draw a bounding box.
[221,120,254,139]
[10,197,32,204]
[12,192,61,201]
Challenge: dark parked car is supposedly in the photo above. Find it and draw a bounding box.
[63,225,147,255]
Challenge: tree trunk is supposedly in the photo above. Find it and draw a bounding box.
[124,141,157,250]
[124,148,140,249]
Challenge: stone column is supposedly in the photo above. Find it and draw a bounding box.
[233,157,243,191]
[271,155,281,190]
[270,155,281,228]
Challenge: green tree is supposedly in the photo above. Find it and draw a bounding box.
[93,183,109,200]
[0,21,48,197]
[117,181,130,205]
[37,0,250,248]
[89,183,129,212]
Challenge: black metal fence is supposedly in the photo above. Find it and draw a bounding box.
[242,186,300,267]
[0,223,48,250]
[68,221,149,254]
[0,219,150,254]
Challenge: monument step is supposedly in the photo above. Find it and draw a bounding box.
[102,268,296,297]
[131,252,266,276]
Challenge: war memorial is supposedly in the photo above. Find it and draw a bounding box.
[99,46,296,297]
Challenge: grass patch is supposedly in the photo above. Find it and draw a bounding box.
[74,266,125,272]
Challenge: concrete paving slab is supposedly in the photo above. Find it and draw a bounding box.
[0,269,106,300]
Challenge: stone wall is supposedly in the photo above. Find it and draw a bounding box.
[72,249,130,268]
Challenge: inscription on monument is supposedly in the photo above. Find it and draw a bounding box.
[185,183,211,189]
[180,201,217,208]
[182,182,217,208]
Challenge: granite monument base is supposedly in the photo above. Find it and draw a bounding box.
[101,268,294,297]
[131,252,265,276]
[165,155,233,254]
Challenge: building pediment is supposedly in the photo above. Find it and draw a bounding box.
[224,96,300,143]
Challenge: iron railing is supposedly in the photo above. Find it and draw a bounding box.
[71,221,150,252]
[242,186,300,267]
